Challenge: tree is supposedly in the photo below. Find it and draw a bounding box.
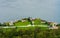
[2,23,6,26]
[57,24,60,26]
[27,17,33,25]
[0,23,2,26]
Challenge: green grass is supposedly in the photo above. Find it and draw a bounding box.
[16,27,35,31]
[14,18,42,26]
[34,19,41,25]
[35,25,48,27]
[0,26,48,32]
[14,21,30,26]
[0,25,49,31]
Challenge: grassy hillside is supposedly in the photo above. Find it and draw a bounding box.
[13,18,48,27]
[0,17,59,38]
[14,21,30,26]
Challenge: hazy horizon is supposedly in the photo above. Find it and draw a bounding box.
[0,0,60,23]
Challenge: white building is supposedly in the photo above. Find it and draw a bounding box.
[9,21,14,25]
[49,22,58,29]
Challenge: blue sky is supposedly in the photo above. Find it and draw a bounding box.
[0,0,60,23]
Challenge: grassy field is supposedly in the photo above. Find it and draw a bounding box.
[14,21,30,26]
[14,18,42,26]
[0,26,48,32]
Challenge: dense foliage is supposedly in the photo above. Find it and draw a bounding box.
[0,27,60,38]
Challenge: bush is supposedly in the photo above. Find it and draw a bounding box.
[0,27,60,38]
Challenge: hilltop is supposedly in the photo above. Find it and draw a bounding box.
[0,17,60,38]
[0,17,59,29]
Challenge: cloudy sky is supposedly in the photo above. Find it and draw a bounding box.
[0,0,60,23]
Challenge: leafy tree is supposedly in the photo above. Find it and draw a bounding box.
[0,23,2,26]
[57,24,60,26]
[27,17,33,25]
